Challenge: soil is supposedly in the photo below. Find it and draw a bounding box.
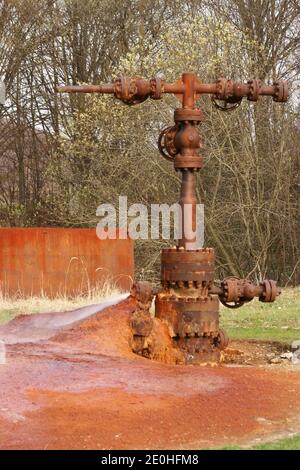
[0,296,300,450]
[223,339,290,366]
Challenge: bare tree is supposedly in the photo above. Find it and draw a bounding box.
[0,0,299,283]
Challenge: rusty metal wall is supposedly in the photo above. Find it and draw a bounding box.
[0,228,134,297]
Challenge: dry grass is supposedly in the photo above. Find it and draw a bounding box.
[0,280,122,325]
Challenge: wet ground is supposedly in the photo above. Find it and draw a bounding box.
[0,296,300,450]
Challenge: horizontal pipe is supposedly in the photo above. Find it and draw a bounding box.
[195,83,217,94]
[56,80,284,102]
[259,85,275,96]
[56,84,114,93]
[163,83,184,94]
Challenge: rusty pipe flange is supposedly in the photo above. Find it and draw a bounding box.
[259,279,280,302]
[213,78,242,111]
[273,81,288,102]
[219,276,245,309]
[175,336,222,363]
[174,154,203,169]
[150,77,164,100]
[222,276,241,302]
[158,125,179,161]
[214,78,242,102]
[248,79,261,101]
[215,78,232,100]
[155,294,219,338]
[174,108,203,122]
[161,247,215,284]
[114,76,148,105]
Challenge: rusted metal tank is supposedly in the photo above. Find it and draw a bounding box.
[0,228,133,297]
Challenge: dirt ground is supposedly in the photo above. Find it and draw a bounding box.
[0,296,300,450]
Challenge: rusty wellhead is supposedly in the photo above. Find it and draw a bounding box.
[57,72,287,364]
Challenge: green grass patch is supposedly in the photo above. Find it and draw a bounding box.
[253,434,300,450]
[218,434,300,450]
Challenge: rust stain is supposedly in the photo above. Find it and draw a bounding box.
[0,298,300,450]
[0,228,134,297]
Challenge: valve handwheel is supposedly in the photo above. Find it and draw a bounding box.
[220,296,245,309]
[157,125,179,161]
[219,276,246,309]
[211,96,242,112]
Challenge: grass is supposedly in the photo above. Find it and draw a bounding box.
[218,434,300,450]
[0,281,121,325]
[220,287,300,343]
[253,434,300,450]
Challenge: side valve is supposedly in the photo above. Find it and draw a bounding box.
[211,78,288,112]
[218,277,280,309]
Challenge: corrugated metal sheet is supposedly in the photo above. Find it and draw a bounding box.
[0,228,134,297]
